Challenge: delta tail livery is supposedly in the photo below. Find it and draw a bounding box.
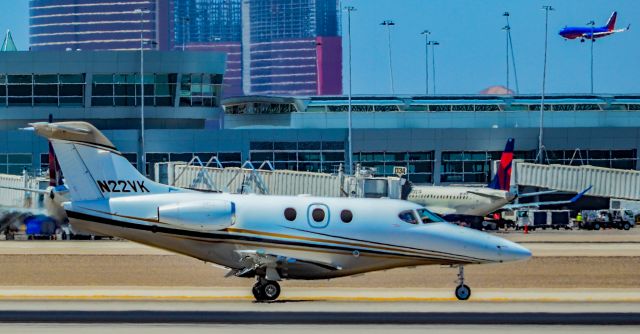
[559,11,629,42]
[29,121,530,301]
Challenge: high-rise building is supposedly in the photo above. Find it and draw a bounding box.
[170,0,342,97]
[243,0,342,95]
[172,0,243,97]
[29,0,167,51]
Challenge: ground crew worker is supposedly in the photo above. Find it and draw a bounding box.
[576,212,583,227]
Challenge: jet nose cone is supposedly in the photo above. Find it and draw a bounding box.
[499,240,532,262]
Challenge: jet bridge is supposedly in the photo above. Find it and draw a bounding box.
[155,158,404,199]
[513,161,640,201]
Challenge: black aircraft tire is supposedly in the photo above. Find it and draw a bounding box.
[455,284,471,301]
[261,281,281,301]
[252,283,265,301]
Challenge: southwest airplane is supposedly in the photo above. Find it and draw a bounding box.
[407,139,516,225]
[559,11,629,42]
[28,121,531,301]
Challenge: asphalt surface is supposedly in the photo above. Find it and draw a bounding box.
[1,325,638,334]
[2,310,639,325]
[0,301,638,325]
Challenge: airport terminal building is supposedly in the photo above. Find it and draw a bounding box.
[1,51,640,186]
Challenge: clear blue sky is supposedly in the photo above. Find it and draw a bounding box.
[2,1,638,95]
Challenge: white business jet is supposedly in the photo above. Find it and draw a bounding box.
[29,121,531,301]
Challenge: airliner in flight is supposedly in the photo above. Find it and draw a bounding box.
[559,11,629,42]
[28,121,531,301]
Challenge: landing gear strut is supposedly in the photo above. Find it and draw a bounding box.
[252,278,281,302]
[455,266,471,301]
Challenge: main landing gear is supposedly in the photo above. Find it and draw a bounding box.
[252,278,281,302]
[454,266,471,301]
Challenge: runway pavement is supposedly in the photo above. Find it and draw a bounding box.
[0,232,638,329]
[1,287,640,302]
[0,325,638,334]
[0,300,639,325]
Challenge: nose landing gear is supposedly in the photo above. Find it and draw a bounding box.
[454,266,471,301]
[252,278,281,302]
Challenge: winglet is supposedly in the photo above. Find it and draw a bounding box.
[569,185,592,203]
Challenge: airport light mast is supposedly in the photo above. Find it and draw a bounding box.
[503,13,510,93]
[181,16,190,51]
[427,41,440,94]
[345,6,356,175]
[134,8,150,175]
[380,20,396,94]
[421,30,431,95]
[588,20,595,94]
[538,5,554,164]
[502,12,520,94]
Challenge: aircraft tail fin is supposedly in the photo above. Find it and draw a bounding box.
[47,114,63,187]
[606,11,617,31]
[488,138,514,191]
[30,121,184,202]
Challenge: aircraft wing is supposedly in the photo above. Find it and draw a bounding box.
[230,249,342,281]
[466,190,507,200]
[504,186,592,211]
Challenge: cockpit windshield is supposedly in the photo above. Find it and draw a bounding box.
[416,208,445,224]
[398,210,419,225]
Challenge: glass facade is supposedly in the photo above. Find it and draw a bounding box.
[441,151,507,183]
[30,0,157,51]
[0,154,33,175]
[246,0,342,95]
[92,73,177,107]
[146,151,242,176]
[179,73,223,106]
[546,150,637,169]
[172,0,242,46]
[250,141,344,173]
[0,74,85,107]
[354,151,435,184]
[0,72,225,108]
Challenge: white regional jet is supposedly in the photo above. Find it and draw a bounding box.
[407,139,516,225]
[30,121,531,301]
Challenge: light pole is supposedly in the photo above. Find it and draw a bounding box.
[182,16,190,51]
[428,41,439,94]
[345,6,356,175]
[134,8,150,174]
[502,12,510,92]
[587,20,595,94]
[380,20,395,94]
[421,30,431,95]
[503,12,520,94]
[538,5,554,164]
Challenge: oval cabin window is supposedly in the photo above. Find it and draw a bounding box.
[341,210,353,223]
[312,208,325,222]
[284,208,297,221]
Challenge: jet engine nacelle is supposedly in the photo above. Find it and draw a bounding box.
[158,200,236,232]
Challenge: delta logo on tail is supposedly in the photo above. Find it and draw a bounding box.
[488,138,514,192]
[559,11,630,42]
